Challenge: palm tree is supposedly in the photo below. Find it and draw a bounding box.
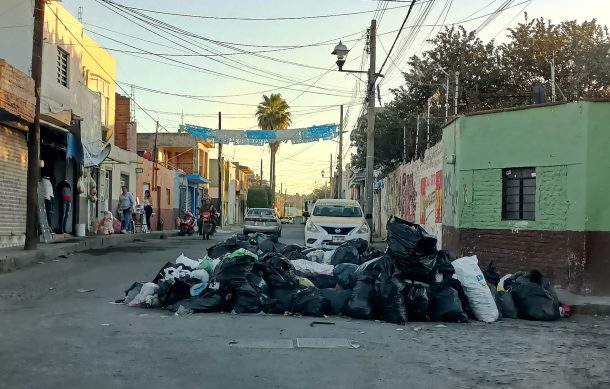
[255,93,291,204]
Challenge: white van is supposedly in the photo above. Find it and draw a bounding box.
[303,199,370,248]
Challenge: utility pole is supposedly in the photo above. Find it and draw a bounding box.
[403,117,407,163]
[25,0,45,250]
[260,158,263,186]
[284,188,288,217]
[364,19,377,221]
[454,71,459,116]
[337,104,343,199]
[153,121,161,230]
[415,114,420,160]
[217,112,223,228]
[445,74,450,123]
[426,97,431,149]
[551,50,556,103]
[330,154,333,199]
[280,182,283,213]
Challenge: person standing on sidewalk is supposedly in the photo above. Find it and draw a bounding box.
[142,189,153,233]
[118,186,135,234]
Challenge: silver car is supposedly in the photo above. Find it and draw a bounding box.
[243,208,282,236]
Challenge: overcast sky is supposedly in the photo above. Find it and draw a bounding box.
[58,0,610,194]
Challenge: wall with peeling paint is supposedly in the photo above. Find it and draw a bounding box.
[378,143,443,246]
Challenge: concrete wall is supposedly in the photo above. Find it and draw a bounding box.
[442,101,610,294]
[378,143,444,246]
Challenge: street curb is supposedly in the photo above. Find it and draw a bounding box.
[572,304,610,316]
[0,230,179,273]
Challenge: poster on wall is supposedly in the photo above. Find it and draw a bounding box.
[420,177,426,224]
[435,170,443,223]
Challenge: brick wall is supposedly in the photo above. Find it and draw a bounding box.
[114,94,136,151]
[443,226,581,290]
[459,165,570,231]
[0,59,35,122]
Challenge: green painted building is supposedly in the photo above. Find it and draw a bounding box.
[442,101,610,295]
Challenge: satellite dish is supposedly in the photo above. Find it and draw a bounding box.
[83,142,111,167]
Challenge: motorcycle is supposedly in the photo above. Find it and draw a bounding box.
[200,210,212,240]
[198,208,218,239]
[178,211,197,236]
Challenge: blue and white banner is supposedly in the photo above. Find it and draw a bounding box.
[181,123,338,145]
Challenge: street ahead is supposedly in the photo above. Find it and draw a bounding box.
[0,224,609,389]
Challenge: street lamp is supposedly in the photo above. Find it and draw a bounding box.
[331,41,349,71]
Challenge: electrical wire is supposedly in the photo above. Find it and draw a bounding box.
[378,0,417,74]
[103,0,423,21]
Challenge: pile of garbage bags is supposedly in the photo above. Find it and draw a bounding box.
[118,220,567,323]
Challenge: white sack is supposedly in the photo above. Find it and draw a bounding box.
[290,259,334,275]
[452,255,499,323]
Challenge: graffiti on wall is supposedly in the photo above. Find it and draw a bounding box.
[400,173,416,222]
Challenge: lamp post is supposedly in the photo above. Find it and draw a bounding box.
[332,20,383,227]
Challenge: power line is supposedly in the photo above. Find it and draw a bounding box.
[46,5,171,133]
[378,0,417,74]
[103,0,428,21]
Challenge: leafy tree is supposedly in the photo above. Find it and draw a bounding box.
[351,17,610,174]
[255,93,292,204]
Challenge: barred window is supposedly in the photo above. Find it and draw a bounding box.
[57,47,69,87]
[502,168,536,221]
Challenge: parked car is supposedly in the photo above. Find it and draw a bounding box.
[244,208,282,236]
[280,217,294,224]
[303,199,370,248]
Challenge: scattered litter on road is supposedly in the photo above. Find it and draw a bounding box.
[310,321,335,327]
[52,259,60,262]
[395,328,405,331]
[109,301,124,305]
[76,288,95,293]
[48,287,55,291]
[114,223,566,325]
[100,323,111,326]
[414,327,422,332]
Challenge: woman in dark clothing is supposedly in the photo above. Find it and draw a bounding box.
[143,190,153,233]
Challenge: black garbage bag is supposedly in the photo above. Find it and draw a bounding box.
[497,291,518,319]
[212,255,254,288]
[152,262,180,283]
[260,294,279,313]
[404,282,430,321]
[341,238,369,255]
[344,275,377,320]
[355,256,386,278]
[429,284,468,322]
[306,274,337,289]
[333,263,359,289]
[360,248,384,263]
[509,270,560,321]
[435,250,456,276]
[375,273,407,324]
[123,282,144,303]
[293,288,330,317]
[386,216,437,260]
[207,243,237,259]
[320,288,352,315]
[157,279,193,307]
[268,287,296,313]
[169,290,227,313]
[260,253,297,289]
[395,254,437,283]
[330,244,360,266]
[232,283,261,313]
[247,271,269,295]
[482,261,501,286]
[281,245,308,260]
[255,233,285,253]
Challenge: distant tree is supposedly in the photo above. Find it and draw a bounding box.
[255,93,292,205]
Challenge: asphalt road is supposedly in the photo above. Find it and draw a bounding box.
[0,224,609,389]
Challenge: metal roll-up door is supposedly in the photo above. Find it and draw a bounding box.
[0,125,27,247]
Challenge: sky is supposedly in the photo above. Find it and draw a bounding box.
[58,0,610,195]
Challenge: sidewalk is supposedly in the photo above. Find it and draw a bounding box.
[556,289,610,316]
[0,230,178,273]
